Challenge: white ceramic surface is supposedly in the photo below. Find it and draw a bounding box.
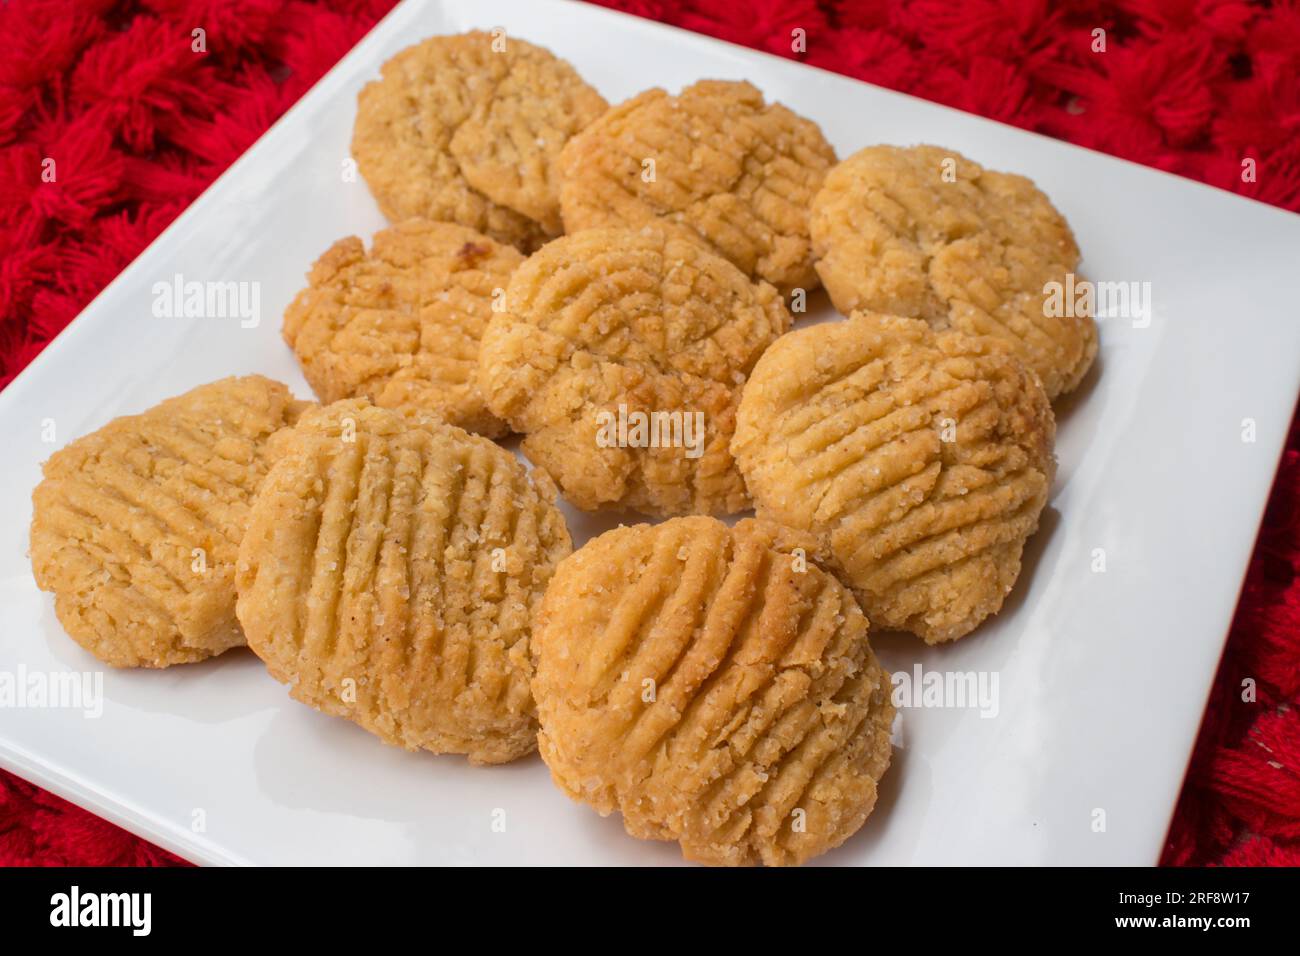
[2,0,1298,866]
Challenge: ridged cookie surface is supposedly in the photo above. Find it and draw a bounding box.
[353,31,607,247]
[478,225,791,517]
[732,313,1056,643]
[30,375,308,668]
[810,145,1097,399]
[533,516,894,867]
[282,219,522,437]
[235,400,571,764]
[559,80,836,295]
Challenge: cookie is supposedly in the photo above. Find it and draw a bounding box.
[30,376,308,668]
[732,312,1056,644]
[558,80,836,295]
[352,31,608,248]
[810,144,1097,400]
[532,516,894,867]
[234,400,571,765]
[282,219,523,438]
[477,225,791,517]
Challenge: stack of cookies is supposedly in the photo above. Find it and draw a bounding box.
[29,31,1096,866]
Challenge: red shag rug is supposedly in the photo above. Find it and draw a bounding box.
[1,0,1298,867]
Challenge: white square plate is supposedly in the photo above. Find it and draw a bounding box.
[2,0,1298,866]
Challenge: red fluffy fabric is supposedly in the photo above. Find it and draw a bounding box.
[0,0,1297,867]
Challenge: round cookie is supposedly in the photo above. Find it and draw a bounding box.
[282,219,523,438]
[234,400,571,765]
[558,79,837,296]
[810,144,1097,400]
[352,31,608,248]
[532,516,895,867]
[732,312,1056,644]
[477,225,791,517]
[30,376,309,668]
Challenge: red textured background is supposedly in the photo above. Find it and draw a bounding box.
[1,0,1298,867]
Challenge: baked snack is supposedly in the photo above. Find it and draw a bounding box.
[558,80,836,295]
[477,224,791,517]
[353,31,608,248]
[810,144,1097,399]
[30,376,308,668]
[532,516,894,866]
[732,312,1056,643]
[234,400,571,764]
[282,219,522,437]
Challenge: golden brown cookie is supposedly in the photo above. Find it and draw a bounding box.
[478,225,791,517]
[810,144,1097,400]
[558,80,836,295]
[282,219,522,438]
[30,376,309,668]
[532,516,894,867]
[352,31,607,247]
[732,313,1056,644]
[234,400,571,765]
